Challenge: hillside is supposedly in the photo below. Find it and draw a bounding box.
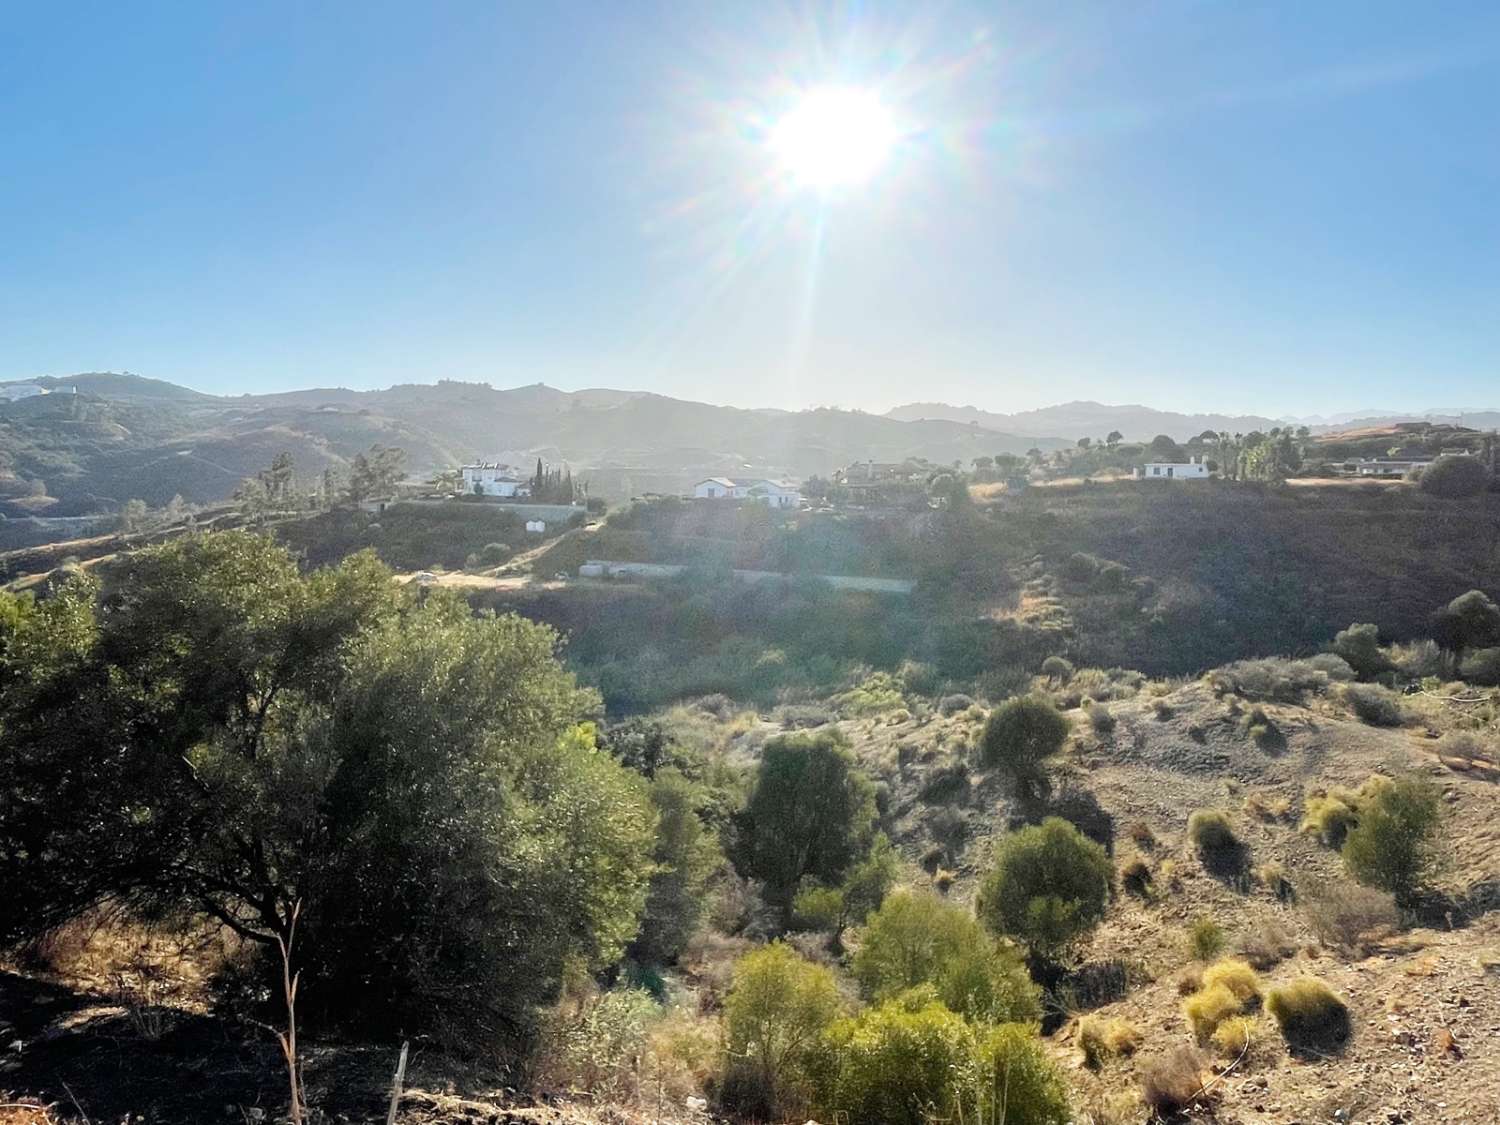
[886,400,1285,443]
[0,374,1065,522]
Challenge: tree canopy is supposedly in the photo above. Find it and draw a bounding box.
[0,532,656,1046]
[733,729,877,916]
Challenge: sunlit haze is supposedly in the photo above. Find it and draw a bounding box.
[2,2,1498,416]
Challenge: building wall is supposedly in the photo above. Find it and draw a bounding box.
[1142,462,1209,479]
[462,467,524,497]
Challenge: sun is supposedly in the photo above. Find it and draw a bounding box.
[769,87,898,190]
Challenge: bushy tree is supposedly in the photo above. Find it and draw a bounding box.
[976,818,1111,958]
[852,890,1039,1024]
[972,1022,1071,1125]
[1331,622,1388,680]
[724,943,842,1117]
[794,834,898,942]
[979,696,1070,789]
[346,444,406,503]
[631,769,723,964]
[1342,775,1442,905]
[818,989,977,1125]
[733,730,877,918]
[1432,589,1500,666]
[0,532,657,1048]
[1419,454,1489,498]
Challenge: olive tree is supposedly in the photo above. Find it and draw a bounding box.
[976,817,1112,959]
[733,730,877,920]
[0,532,657,1047]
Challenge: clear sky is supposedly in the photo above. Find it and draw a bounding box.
[3,1,1498,415]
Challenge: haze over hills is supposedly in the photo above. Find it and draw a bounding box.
[887,400,1290,442]
[890,399,1500,441]
[0,373,1068,518]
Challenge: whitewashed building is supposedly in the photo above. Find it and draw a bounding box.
[1137,457,1210,480]
[693,477,738,499]
[461,463,530,497]
[691,477,803,508]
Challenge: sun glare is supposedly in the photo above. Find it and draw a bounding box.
[769,87,898,190]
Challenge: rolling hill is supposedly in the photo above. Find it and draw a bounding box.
[0,374,1067,519]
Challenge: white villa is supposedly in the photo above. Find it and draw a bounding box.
[1137,457,1210,480]
[461,463,531,497]
[691,477,803,508]
[1349,457,1435,477]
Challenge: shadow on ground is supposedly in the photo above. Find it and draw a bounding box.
[0,971,403,1124]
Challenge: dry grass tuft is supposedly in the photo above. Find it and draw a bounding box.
[1140,1046,1211,1117]
[1201,959,1261,1005]
[1183,983,1243,1042]
[1077,1015,1143,1068]
[1266,977,1351,1047]
[1210,1014,1261,1059]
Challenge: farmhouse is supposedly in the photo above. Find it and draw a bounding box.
[690,477,803,508]
[461,463,531,497]
[1137,457,1210,480]
[1349,457,1435,477]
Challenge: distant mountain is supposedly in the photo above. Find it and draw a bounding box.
[886,400,1283,443]
[1296,409,1500,433]
[0,375,1067,519]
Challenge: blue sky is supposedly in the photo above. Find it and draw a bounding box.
[2,1,1497,415]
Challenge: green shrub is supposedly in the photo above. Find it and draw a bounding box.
[972,1022,1072,1124]
[979,696,1070,783]
[1096,561,1129,591]
[792,886,845,933]
[1331,623,1388,679]
[1040,655,1075,682]
[1432,589,1500,662]
[1265,978,1350,1046]
[477,541,512,566]
[897,660,940,696]
[1186,809,1237,852]
[1342,775,1442,903]
[1063,552,1100,583]
[1186,915,1225,960]
[852,891,1039,1025]
[733,729,878,918]
[1086,701,1116,733]
[724,944,842,1117]
[919,759,971,804]
[835,671,907,716]
[1208,657,1342,701]
[976,817,1111,958]
[538,987,659,1099]
[1418,454,1489,498]
[633,769,723,964]
[938,692,975,716]
[1342,683,1404,726]
[817,990,977,1125]
[1459,646,1500,686]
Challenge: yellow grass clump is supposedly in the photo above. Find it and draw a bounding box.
[1077,1015,1144,1068]
[1201,959,1261,1005]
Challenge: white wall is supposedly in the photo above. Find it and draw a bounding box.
[462,467,524,496]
